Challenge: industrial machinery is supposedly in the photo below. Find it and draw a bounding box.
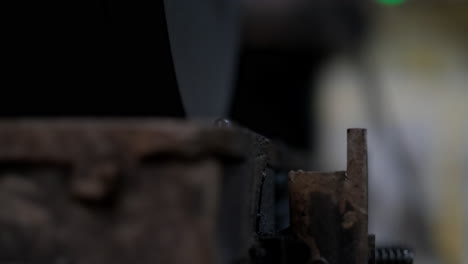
[0,120,412,264]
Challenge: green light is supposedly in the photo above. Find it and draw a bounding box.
[377,0,407,5]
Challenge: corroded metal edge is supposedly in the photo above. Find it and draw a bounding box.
[288,129,368,264]
[0,119,250,162]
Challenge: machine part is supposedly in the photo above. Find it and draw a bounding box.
[0,120,251,264]
[288,129,368,264]
[375,248,414,264]
[0,121,411,264]
[214,118,234,129]
[0,120,311,264]
[368,235,414,264]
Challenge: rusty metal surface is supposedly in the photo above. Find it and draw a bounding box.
[288,129,368,264]
[0,158,221,264]
[346,129,368,264]
[0,119,254,264]
[0,120,249,161]
[0,120,373,264]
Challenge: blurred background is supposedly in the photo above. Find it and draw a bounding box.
[232,1,466,264]
[315,3,467,264]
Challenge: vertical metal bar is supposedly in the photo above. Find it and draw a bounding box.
[346,128,368,264]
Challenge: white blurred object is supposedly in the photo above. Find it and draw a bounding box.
[315,3,466,264]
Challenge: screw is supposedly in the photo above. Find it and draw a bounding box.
[214,118,233,128]
[375,247,413,264]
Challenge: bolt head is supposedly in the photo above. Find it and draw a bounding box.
[214,118,233,128]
